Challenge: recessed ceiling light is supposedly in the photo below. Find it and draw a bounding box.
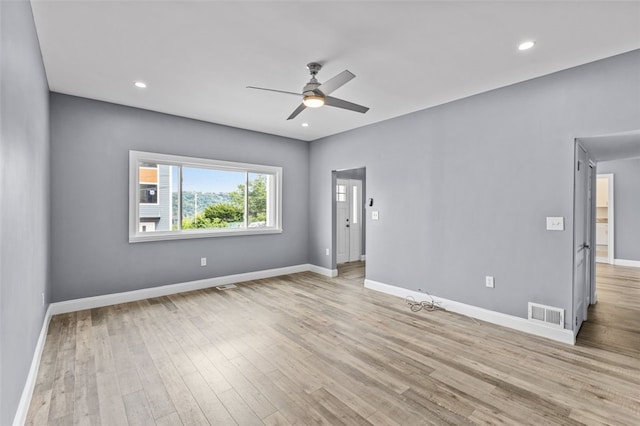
[301,123,309,127]
[518,41,535,51]
[134,81,147,88]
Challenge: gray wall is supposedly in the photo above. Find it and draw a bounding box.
[598,158,640,261]
[310,50,640,330]
[50,94,309,302]
[0,1,50,424]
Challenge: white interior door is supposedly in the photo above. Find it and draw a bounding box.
[574,145,590,332]
[336,179,362,264]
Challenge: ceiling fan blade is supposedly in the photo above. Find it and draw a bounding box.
[318,70,355,95]
[246,86,301,97]
[287,103,307,120]
[324,96,369,114]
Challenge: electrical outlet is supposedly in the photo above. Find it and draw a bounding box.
[485,276,495,288]
[372,211,379,220]
[325,248,330,256]
[201,257,207,267]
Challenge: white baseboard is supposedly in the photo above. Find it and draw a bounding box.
[360,255,366,261]
[614,258,640,268]
[50,264,312,315]
[13,305,53,426]
[364,279,575,345]
[308,264,338,277]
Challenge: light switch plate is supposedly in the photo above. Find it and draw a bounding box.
[546,217,564,231]
[485,276,495,288]
[372,211,379,220]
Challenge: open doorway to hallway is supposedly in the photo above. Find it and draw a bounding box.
[575,130,640,352]
[333,167,366,279]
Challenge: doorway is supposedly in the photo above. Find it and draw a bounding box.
[333,168,366,275]
[595,174,614,264]
[575,130,640,348]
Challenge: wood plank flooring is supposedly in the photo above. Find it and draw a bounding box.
[577,263,640,357]
[27,261,640,425]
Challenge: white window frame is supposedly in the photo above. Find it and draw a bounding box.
[129,151,283,243]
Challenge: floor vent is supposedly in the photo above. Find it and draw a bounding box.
[216,284,237,291]
[528,302,564,329]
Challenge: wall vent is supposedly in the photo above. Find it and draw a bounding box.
[528,302,564,329]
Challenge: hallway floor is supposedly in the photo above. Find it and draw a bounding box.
[577,263,640,358]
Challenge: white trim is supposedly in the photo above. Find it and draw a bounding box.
[51,264,310,315]
[130,227,283,243]
[360,255,366,261]
[13,305,53,426]
[364,279,576,345]
[614,259,640,268]
[308,264,338,278]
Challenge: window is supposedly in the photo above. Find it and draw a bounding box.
[352,185,358,224]
[129,151,282,242]
[336,184,346,202]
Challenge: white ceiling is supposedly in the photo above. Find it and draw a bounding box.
[579,130,640,162]
[31,1,640,142]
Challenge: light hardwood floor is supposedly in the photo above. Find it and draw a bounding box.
[577,263,640,358]
[27,261,640,425]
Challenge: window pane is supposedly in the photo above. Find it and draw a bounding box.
[248,173,271,228]
[336,184,346,202]
[139,184,158,204]
[181,167,246,230]
[352,185,358,224]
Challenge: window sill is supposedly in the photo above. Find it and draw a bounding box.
[129,227,283,243]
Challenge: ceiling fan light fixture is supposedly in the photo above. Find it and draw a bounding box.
[303,95,325,108]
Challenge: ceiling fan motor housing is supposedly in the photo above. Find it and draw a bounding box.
[306,62,322,76]
[303,82,321,96]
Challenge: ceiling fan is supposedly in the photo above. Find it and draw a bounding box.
[247,62,369,120]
